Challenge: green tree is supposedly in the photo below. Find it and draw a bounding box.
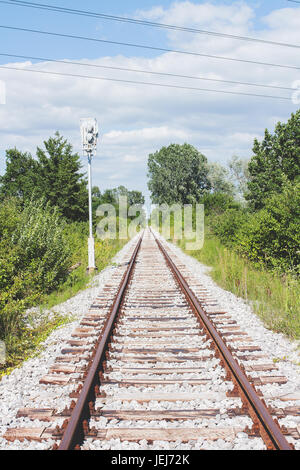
[228,155,250,201]
[208,162,235,195]
[91,186,102,220]
[0,149,40,201]
[36,132,88,221]
[200,192,240,216]
[237,181,300,271]
[92,186,101,200]
[92,186,145,229]
[148,143,210,205]
[246,111,300,209]
[128,190,145,206]
[96,186,144,206]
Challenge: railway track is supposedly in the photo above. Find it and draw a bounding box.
[3,228,299,450]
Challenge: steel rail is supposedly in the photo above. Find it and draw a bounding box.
[58,233,144,450]
[152,232,292,451]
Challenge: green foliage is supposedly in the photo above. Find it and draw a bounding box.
[0,149,39,201]
[0,312,73,378]
[210,182,300,273]
[246,110,300,209]
[208,162,235,195]
[0,197,22,239]
[200,192,240,216]
[227,155,250,202]
[0,133,88,221]
[12,198,71,292]
[92,185,146,236]
[93,185,145,207]
[148,143,210,205]
[41,237,125,312]
[0,198,71,344]
[178,235,300,340]
[36,132,88,221]
[0,197,126,375]
[211,208,248,246]
[237,182,300,272]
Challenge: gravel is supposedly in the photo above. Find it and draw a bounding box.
[155,231,300,374]
[0,230,299,450]
[0,235,139,450]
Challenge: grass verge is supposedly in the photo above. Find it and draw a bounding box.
[177,234,300,341]
[0,237,126,377]
[40,238,125,310]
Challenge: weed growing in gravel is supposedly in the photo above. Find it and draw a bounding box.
[0,312,72,378]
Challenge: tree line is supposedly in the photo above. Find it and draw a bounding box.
[0,132,144,367]
[147,110,300,273]
[0,132,145,223]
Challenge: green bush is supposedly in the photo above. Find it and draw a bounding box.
[0,194,129,374]
[12,198,71,292]
[178,235,300,340]
[237,182,300,272]
[209,182,300,273]
[210,208,248,247]
[0,198,22,240]
[200,192,240,216]
[0,198,71,343]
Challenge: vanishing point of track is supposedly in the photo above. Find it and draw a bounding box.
[4,229,297,450]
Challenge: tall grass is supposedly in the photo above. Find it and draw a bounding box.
[42,237,125,310]
[177,234,300,340]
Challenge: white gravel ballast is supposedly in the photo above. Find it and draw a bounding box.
[0,229,299,451]
[0,236,139,450]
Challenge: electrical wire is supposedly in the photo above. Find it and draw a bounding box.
[1,0,300,49]
[0,24,300,71]
[0,52,294,91]
[0,63,291,101]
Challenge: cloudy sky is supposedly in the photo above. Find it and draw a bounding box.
[0,0,299,205]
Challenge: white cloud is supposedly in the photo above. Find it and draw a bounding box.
[123,154,141,163]
[103,126,189,143]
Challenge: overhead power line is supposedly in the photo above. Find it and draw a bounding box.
[1,0,300,49]
[0,52,294,92]
[0,24,300,71]
[0,63,291,101]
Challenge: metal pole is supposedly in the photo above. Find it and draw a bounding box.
[87,152,96,273]
[80,117,98,274]
[88,153,93,239]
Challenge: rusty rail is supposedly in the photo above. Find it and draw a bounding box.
[152,231,292,451]
[57,233,143,450]
[57,229,292,450]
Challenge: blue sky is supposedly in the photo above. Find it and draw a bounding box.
[0,1,294,63]
[0,1,299,205]
[0,0,168,62]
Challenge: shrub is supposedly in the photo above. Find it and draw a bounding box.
[12,198,71,292]
[200,192,240,216]
[237,182,300,272]
[0,197,21,240]
[0,198,71,343]
[210,208,248,247]
[209,182,299,273]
